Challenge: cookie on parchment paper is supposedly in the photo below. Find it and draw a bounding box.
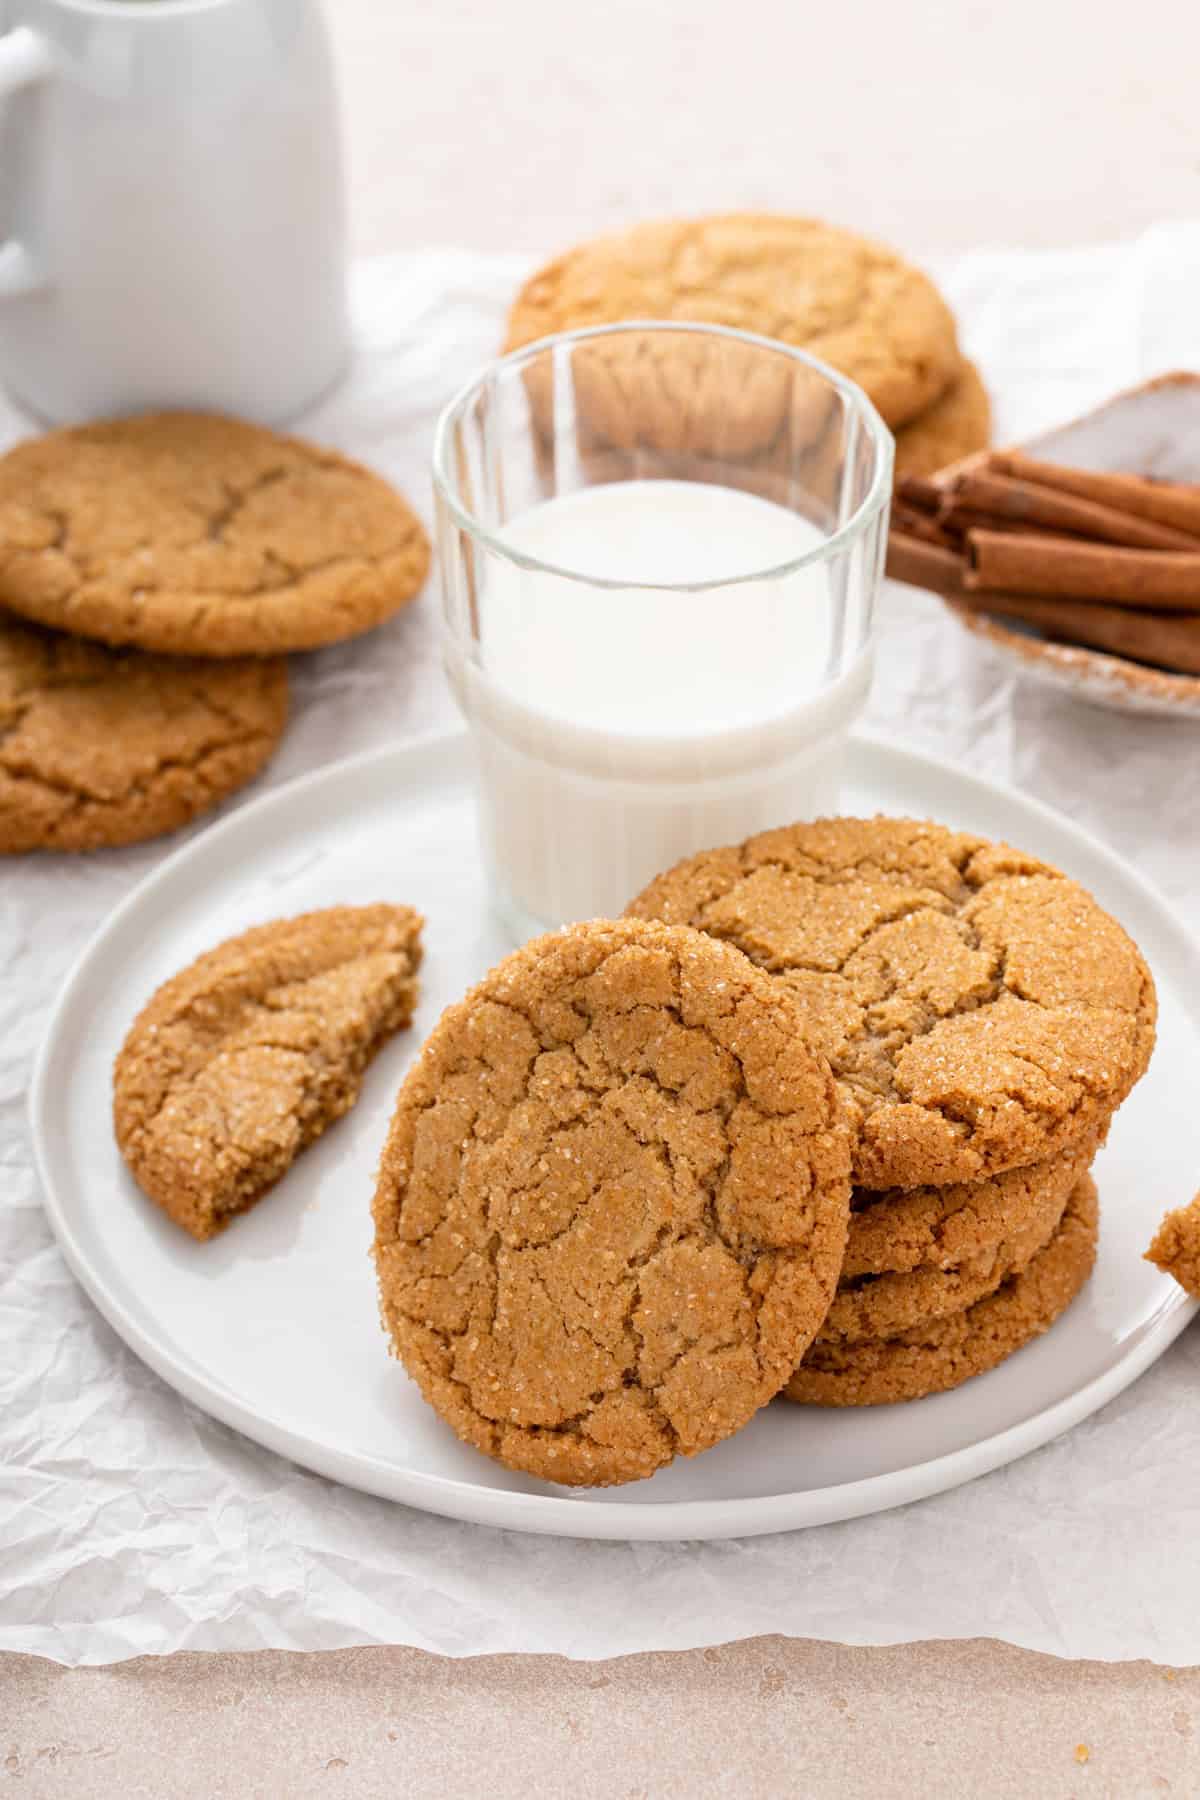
[0,412,430,657]
[372,917,852,1488]
[0,612,288,853]
[504,214,962,433]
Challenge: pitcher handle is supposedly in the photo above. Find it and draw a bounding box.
[0,26,53,299]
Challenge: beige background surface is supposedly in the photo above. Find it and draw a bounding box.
[5,1,1200,1793]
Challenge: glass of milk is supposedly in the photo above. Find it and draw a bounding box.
[433,322,892,943]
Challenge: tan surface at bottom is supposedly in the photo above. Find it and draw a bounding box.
[2,1639,1196,1799]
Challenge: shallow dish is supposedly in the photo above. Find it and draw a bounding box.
[943,373,1200,717]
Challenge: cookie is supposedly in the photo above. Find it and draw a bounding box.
[626,817,1156,1189]
[820,1157,1073,1344]
[504,215,961,431]
[1145,1191,1200,1299]
[784,1173,1098,1405]
[372,917,852,1488]
[893,359,991,484]
[0,612,287,852]
[114,905,423,1241]
[844,1138,1098,1279]
[0,412,430,657]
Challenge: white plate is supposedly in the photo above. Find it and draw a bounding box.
[30,730,1199,1541]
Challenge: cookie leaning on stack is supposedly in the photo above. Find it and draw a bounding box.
[371,917,853,1486]
[627,817,1156,1405]
[0,411,431,851]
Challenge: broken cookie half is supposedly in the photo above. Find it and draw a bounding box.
[114,904,423,1240]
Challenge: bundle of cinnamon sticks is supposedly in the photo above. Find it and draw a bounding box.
[890,450,1200,676]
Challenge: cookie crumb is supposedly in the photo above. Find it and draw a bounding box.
[1145,1192,1200,1299]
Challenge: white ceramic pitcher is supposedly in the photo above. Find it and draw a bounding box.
[0,0,349,424]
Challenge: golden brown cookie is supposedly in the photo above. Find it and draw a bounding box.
[504,215,961,431]
[893,358,991,483]
[820,1158,1073,1344]
[626,817,1156,1189]
[844,1138,1099,1279]
[0,412,430,657]
[372,917,852,1488]
[114,905,423,1241]
[784,1172,1098,1405]
[1145,1190,1200,1299]
[0,612,288,852]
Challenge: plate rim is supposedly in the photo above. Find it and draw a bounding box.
[29,725,1199,1542]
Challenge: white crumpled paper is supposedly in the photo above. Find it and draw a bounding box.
[3,229,1200,1669]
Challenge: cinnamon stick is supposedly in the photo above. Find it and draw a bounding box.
[891,501,955,549]
[955,590,1200,675]
[886,531,967,597]
[987,451,1200,539]
[895,475,946,514]
[949,468,1199,550]
[939,505,1053,542]
[965,531,1200,610]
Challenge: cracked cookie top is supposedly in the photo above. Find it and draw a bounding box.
[503,214,961,430]
[0,413,430,657]
[0,612,288,852]
[372,917,852,1488]
[115,904,423,1241]
[627,818,1156,1188]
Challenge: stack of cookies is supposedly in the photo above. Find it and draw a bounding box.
[370,817,1154,1488]
[0,411,429,854]
[626,818,1156,1409]
[502,212,991,483]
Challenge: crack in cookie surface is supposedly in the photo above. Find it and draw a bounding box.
[372,918,853,1487]
[626,818,1156,1187]
[114,905,423,1240]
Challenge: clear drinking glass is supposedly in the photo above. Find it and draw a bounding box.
[433,321,893,943]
